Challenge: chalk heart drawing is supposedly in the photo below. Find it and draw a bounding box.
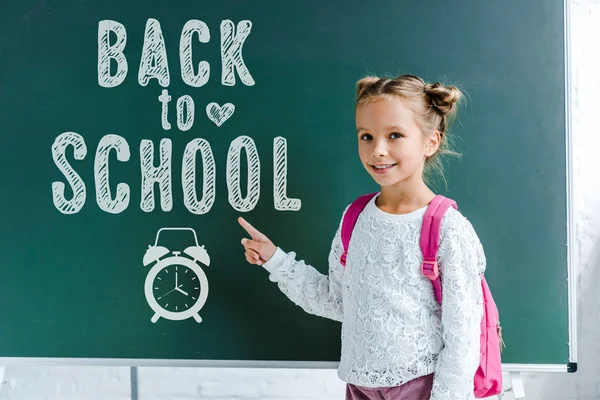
[142,227,211,324]
[206,102,235,127]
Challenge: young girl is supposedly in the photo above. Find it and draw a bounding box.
[239,74,485,400]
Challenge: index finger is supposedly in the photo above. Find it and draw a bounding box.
[238,217,262,240]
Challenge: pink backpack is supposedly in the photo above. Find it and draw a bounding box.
[339,193,503,398]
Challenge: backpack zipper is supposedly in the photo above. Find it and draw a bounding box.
[497,322,507,352]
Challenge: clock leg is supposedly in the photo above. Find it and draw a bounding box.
[193,313,202,323]
[151,313,160,323]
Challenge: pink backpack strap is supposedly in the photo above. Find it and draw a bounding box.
[420,195,458,304]
[340,192,378,267]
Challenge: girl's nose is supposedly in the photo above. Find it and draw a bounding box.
[372,140,388,157]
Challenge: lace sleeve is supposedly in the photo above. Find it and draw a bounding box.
[430,211,485,400]
[261,212,346,322]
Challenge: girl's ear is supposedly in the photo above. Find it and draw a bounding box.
[425,131,442,157]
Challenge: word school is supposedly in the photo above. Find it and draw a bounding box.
[51,134,302,215]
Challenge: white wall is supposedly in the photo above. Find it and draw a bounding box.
[1,0,598,399]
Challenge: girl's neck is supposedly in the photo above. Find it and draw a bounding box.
[376,178,436,215]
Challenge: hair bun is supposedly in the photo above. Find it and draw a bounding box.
[356,76,381,98]
[425,82,462,115]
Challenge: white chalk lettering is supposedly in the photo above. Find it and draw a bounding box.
[226,136,260,212]
[51,132,87,214]
[177,95,195,131]
[98,20,128,88]
[273,136,301,211]
[140,138,173,212]
[94,134,131,214]
[158,89,172,130]
[139,18,170,87]
[180,19,211,88]
[182,138,216,215]
[220,20,255,87]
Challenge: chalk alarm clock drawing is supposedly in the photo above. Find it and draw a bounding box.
[143,228,210,323]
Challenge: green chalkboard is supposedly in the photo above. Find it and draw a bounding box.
[0,0,573,369]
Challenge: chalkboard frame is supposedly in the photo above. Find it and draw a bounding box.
[0,0,577,374]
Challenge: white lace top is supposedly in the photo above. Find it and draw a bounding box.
[263,194,485,399]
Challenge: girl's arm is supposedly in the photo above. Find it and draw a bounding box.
[430,212,485,400]
[260,218,346,322]
[239,209,347,323]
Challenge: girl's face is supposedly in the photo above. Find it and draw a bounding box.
[356,96,438,189]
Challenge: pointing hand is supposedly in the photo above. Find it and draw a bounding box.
[238,217,277,266]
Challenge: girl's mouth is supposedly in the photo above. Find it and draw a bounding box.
[370,164,397,174]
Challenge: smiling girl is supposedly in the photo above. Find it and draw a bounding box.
[239,74,486,400]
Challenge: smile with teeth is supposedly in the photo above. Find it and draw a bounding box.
[370,163,397,173]
[372,164,395,169]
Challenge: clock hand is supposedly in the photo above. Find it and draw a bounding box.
[160,287,177,298]
[175,285,188,296]
[175,271,178,288]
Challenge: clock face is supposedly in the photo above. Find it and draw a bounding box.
[152,263,202,313]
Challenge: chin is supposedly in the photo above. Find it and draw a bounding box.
[370,174,404,187]
[364,164,408,187]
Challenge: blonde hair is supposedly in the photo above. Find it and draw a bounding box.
[355,74,463,187]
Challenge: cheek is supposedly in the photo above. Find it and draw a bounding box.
[358,142,371,161]
[391,142,424,163]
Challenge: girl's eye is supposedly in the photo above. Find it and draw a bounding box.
[389,132,403,139]
[360,133,372,141]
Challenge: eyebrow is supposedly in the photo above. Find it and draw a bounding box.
[356,125,408,132]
